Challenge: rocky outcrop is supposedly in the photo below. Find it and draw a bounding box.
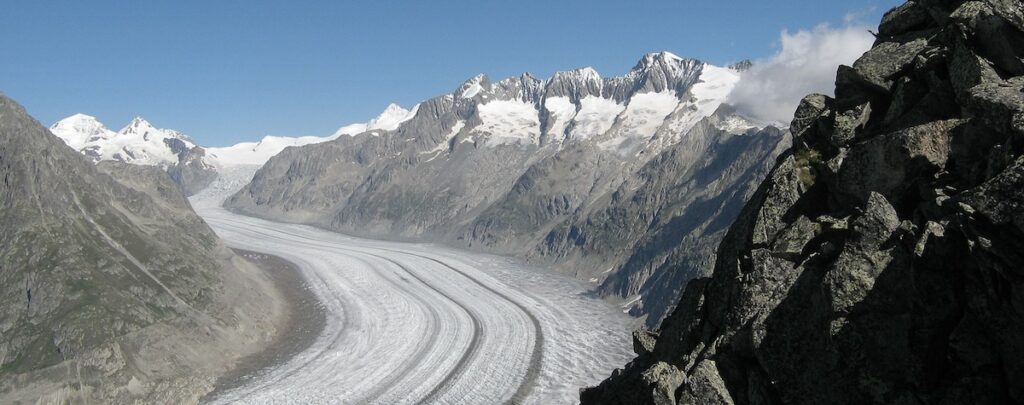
[0,95,287,403]
[582,0,1024,403]
[227,53,786,326]
[167,145,218,195]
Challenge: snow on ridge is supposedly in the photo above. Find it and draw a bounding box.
[207,134,332,166]
[459,74,487,98]
[569,66,602,81]
[333,123,368,137]
[214,103,417,166]
[333,102,418,137]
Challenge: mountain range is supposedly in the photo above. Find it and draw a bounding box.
[224,51,789,326]
[48,102,419,195]
[47,52,790,327]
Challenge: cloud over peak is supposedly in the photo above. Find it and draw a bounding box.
[728,24,875,124]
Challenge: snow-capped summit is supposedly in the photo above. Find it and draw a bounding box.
[553,67,602,83]
[333,102,418,137]
[365,103,417,132]
[119,116,194,144]
[49,114,116,150]
[637,51,683,65]
[50,115,196,166]
[458,74,488,99]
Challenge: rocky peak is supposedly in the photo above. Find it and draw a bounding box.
[120,116,154,134]
[456,73,489,99]
[545,67,604,100]
[634,51,685,67]
[728,59,754,71]
[492,72,545,103]
[606,51,705,101]
[118,116,193,143]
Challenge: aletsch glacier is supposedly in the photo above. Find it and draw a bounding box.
[50,52,787,329]
[191,168,635,404]
[44,51,790,402]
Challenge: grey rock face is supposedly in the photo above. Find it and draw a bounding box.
[582,0,1024,403]
[167,145,218,196]
[227,52,786,326]
[0,95,281,403]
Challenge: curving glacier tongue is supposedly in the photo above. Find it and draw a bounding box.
[191,167,635,404]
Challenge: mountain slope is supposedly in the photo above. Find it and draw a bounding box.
[226,52,788,325]
[582,1,1024,403]
[0,94,287,403]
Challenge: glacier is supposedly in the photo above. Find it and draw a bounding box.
[191,168,636,404]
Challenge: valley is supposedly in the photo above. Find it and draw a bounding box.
[190,169,636,404]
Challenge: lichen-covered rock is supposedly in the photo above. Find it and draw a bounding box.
[583,0,1024,403]
[633,329,659,356]
[640,362,686,405]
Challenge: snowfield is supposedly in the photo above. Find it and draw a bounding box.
[191,168,635,404]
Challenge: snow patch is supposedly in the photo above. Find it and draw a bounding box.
[543,96,577,143]
[474,100,541,146]
[715,115,758,133]
[667,64,742,136]
[599,92,678,151]
[460,75,486,98]
[569,96,624,141]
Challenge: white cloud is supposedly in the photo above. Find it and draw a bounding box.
[728,24,875,124]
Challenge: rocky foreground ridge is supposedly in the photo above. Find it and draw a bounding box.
[582,0,1024,403]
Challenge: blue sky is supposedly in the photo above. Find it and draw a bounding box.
[1,0,899,146]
